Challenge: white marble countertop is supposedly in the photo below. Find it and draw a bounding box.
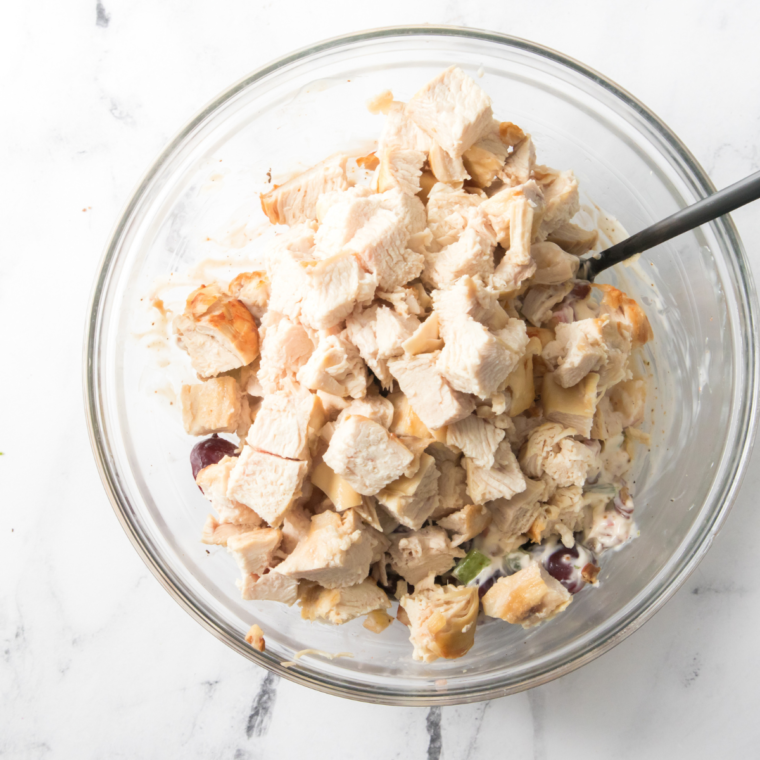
[3,1,760,757]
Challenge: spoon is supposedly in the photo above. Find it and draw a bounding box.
[577,170,760,281]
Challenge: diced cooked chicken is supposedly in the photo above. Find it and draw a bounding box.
[336,395,394,429]
[422,223,495,289]
[280,501,312,554]
[376,453,441,529]
[260,154,348,225]
[323,415,414,496]
[181,376,243,436]
[197,457,263,525]
[609,379,646,427]
[486,477,547,536]
[535,169,580,239]
[276,509,380,588]
[227,528,282,575]
[269,250,379,331]
[299,579,391,624]
[227,270,270,320]
[489,182,545,291]
[541,371,600,437]
[387,391,433,440]
[388,353,476,430]
[311,460,363,511]
[376,282,432,318]
[543,316,632,390]
[461,122,510,188]
[530,242,580,285]
[427,444,469,519]
[428,141,469,183]
[377,148,426,195]
[257,314,315,395]
[446,415,505,468]
[596,284,654,348]
[502,135,536,187]
[519,421,598,487]
[407,66,493,157]
[547,221,598,255]
[437,314,529,399]
[436,503,491,546]
[246,385,323,461]
[590,393,624,440]
[174,284,260,378]
[238,570,299,605]
[245,624,266,651]
[315,189,426,289]
[481,562,571,627]
[520,282,574,327]
[403,313,444,356]
[400,584,479,662]
[531,485,585,547]
[464,440,527,504]
[426,183,484,248]
[296,331,369,398]
[388,526,465,585]
[201,515,261,546]
[432,275,508,331]
[502,336,542,417]
[378,100,433,153]
[227,446,309,527]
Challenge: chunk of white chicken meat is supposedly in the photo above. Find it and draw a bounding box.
[335,395,395,429]
[547,221,598,256]
[427,443,469,519]
[268,249,379,331]
[465,440,527,504]
[181,376,244,436]
[502,135,536,187]
[422,221,495,290]
[400,584,479,662]
[296,330,369,398]
[377,148,426,195]
[436,503,492,546]
[388,352,476,430]
[426,182,485,248]
[406,65,493,157]
[238,570,299,606]
[536,169,580,239]
[530,241,580,285]
[461,120,511,188]
[376,453,441,529]
[446,415,505,469]
[227,270,270,321]
[299,579,391,625]
[543,316,631,389]
[388,525,465,586]
[520,281,574,327]
[276,509,382,588]
[173,284,260,378]
[486,476,547,537]
[323,415,414,496]
[257,313,315,395]
[227,528,282,576]
[481,561,571,628]
[196,457,263,526]
[530,485,585,547]
[428,141,469,183]
[345,303,418,388]
[433,275,509,331]
[541,371,600,438]
[403,312,444,356]
[377,100,432,153]
[201,515,261,546]
[259,154,348,225]
[227,446,309,527]
[519,422,600,488]
[437,312,529,400]
[246,384,324,461]
[315,188,426,290]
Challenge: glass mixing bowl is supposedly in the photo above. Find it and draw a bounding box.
[84,27,759,705]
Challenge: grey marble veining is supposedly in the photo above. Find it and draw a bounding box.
[2,0,760,757]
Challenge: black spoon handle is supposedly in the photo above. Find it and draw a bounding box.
[579,169,760,281]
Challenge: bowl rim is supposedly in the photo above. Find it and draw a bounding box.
[83,24,760,705]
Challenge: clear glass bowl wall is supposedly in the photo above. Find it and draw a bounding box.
[86,29,758,704]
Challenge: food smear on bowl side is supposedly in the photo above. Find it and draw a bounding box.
[169,65,653,663]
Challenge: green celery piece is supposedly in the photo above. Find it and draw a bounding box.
[452,550,491,584]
